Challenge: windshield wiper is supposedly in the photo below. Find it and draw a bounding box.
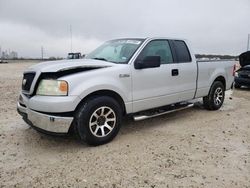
[92,57,108,61]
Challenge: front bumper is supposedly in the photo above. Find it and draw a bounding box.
[17,102,73,134]
[235,77,250,86]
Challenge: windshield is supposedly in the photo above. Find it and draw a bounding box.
[85,39,144,64]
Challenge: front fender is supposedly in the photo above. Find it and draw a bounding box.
[74,77,131,102]
[61,65,132,112]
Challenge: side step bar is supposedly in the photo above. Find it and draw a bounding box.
[133,103,194,121]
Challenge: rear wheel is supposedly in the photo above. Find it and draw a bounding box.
[75,96,122,146]
[203,81,225,110]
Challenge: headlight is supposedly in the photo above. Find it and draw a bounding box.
[36,79,68,96]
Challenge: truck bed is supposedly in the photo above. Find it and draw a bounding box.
[195,60,235,98]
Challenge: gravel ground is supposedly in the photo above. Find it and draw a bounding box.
[0,62,249,188]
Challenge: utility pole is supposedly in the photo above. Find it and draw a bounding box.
[247,34,250,51]
[41,46,44,60]
[70,25,73,53]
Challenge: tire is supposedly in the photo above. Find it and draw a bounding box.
[234,82,241,89]
[203,81,225,110]
[75,96,122,146]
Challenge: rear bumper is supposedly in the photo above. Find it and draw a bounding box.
[17,102,73,134]
[235,77,250,86]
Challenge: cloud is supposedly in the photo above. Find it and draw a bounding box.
[0,0,249,57]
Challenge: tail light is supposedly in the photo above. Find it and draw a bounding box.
[232,64,236,76]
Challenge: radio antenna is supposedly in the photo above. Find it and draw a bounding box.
[247,34,250,51]
[70,25,73,53]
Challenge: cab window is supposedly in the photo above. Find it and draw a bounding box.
[172,40,192,63]
[138,40,173,64]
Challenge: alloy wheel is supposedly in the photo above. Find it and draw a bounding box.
[89,106,116,138]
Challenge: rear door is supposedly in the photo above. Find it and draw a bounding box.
[169,40,197,99]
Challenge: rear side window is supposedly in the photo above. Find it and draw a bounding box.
[173,40,191,63]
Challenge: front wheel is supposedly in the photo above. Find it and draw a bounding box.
[203,81,225,110]
[75,96,122,146]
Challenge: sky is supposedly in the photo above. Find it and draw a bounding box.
[0,0,250,58]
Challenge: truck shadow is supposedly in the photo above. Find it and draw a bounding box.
[119,102,204,136]
[20,102,205,151]
[22,126,87,149]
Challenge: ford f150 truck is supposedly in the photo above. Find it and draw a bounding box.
[17,37,235,145]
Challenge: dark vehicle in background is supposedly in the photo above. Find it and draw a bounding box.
[234,51,250,88]
[67,52,84,59]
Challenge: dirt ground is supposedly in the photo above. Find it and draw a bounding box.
[0,62,249,188]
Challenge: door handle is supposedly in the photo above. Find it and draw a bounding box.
[172,69,179,76]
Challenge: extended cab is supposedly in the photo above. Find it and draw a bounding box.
[17,38,235,145]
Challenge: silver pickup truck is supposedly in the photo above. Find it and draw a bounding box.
[17,37,235,145]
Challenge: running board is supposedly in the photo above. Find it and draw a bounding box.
[133,103,194,121]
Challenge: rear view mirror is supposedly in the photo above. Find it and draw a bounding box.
[134,56,161,69]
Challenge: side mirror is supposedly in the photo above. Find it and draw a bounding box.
[134,56,161,69]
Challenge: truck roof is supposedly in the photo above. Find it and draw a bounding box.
[111,37,187,41]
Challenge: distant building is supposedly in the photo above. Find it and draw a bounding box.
[9,51,18,59]
[1,51,8,59]
[0,48,18,59]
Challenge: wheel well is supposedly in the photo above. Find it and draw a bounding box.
[75,90,126,115]
[214,76,226,88]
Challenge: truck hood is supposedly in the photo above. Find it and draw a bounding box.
[26,59,116,73]
[239,51,250,67]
